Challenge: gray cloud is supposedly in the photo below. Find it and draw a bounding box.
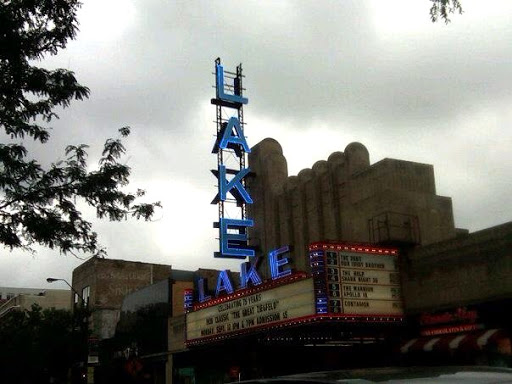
[2,0,511,289]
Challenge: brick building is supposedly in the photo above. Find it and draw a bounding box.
[72,258,173,340]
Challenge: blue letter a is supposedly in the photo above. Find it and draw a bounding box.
[215,270,234,296]
[219,116,251,153]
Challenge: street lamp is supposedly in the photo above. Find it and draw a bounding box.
[46,277,86,306]
[47,277,89,384]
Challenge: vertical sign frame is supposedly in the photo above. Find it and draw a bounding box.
[211,58,254,260]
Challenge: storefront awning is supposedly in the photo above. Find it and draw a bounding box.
[400,329,508,354]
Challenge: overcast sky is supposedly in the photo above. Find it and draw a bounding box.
[2,0,511,290]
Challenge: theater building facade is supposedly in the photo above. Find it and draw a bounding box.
[160,60,512,383]
[96,60,511,383]
[165,137,511,383]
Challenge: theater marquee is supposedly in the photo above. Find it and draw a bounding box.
[309,242,404,317]
[186,275,316,345]
[186,241,404,346]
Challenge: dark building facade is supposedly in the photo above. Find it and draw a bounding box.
[72,258,173,341]
[242,138,511,370]
[71,258,173,382]
[72,139,511,384]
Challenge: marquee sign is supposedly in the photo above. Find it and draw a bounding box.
[185,244,403,346]
[186,275,315,345]
[309,242,404,317]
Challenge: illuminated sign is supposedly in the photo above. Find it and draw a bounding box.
[419,307,480,336]
[421,323,483,337]
[419,307,478,326]
[186,276,316,344]
[309,242,404,317]
[196,246,293,302]
[186,243,404,344]
[184,289,194,313]
[192,60,294,306]
[211,59,253,260]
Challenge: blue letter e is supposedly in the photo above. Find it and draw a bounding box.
[219,218,254,259]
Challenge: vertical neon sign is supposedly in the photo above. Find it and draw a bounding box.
[211,58,254,259]
[189,59,292,305]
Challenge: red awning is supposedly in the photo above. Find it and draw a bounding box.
[400,329,508,354]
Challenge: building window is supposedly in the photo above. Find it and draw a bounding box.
[82,286,90,306]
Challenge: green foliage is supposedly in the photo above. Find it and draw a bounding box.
[0,304,76,383]
[0,1,161,257]
[429,0,463,23]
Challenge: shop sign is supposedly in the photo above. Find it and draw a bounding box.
[421,323,483,336]
[420,307,478,326]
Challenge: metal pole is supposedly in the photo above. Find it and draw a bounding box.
[47,277,89,383]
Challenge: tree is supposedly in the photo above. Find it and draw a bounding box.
[429,0,463,23]
[0,0,160,257]
[0,304,75,383]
